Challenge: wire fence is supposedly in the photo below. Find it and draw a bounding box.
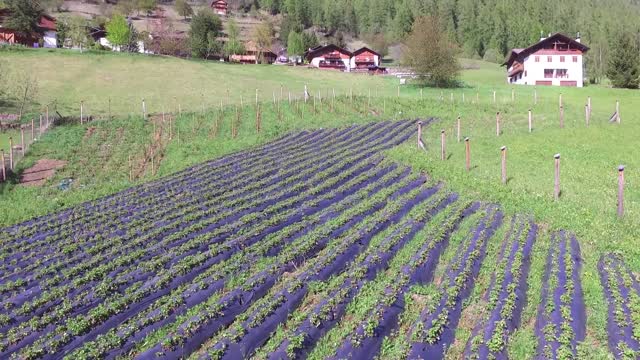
[1,112,57,182]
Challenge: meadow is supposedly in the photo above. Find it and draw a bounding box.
[1,48,640,358]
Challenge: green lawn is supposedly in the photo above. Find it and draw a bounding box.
[1,48,639,358]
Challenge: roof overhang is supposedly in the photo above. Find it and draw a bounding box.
[502,33,589,67]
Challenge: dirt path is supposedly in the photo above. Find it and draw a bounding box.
[19,159,67,186]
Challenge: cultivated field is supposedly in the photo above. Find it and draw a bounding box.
[3,120,628,360]
[1,49,640,358]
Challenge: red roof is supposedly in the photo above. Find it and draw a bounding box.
[503,33,589,67]
[352,47,380,57]
[38,15,56,31]
[305,44,352,61]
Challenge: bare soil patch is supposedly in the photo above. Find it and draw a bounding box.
[20,159,67,186]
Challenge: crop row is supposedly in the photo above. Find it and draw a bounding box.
[599,254,640,359]
[534,231,586,359]
[463,215,537,359]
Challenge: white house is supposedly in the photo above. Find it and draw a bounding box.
[305,44,352,70]
[503,33,589,87]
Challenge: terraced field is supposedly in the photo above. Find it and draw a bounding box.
[0,120,637,359]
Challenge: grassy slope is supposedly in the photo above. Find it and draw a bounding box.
[0,48,391,117]
[1,50,639,358]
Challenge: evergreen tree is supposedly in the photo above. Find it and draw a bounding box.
[175,0,194,20]
[607,32,640,89]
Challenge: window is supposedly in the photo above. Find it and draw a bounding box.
[555,69,568,78]
[535,56,540,62]
[524,71,527,77]
[547,56,552,62]
[544,69,554,78]
[560,56,565,62]
[573,56,578,63]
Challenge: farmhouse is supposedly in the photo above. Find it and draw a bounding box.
[0,9,57,48]
[305,44,352,70]
[503,33,589,87]
[211,0,228,16]
[350,47,381,69]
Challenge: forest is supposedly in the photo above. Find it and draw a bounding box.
[253,0,640,84]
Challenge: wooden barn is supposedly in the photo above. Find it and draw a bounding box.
[211,0,228,16]
[350,47,381,70]
[230,40,277,64]
[305,44,352,70]
[0,9,57,48]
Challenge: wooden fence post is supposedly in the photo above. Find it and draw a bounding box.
[20,126,25,156]
[554,154,561,201]
[1,149,5,181]
[142,98,146,119]
[559,93,563,109]
[31,118,35,143]
[534,89,538,105]
[128,154,133,182]
[559,105,564,128]
[80,100,84,124]
[496,112,501,136]
[587,96,591,116]
[616,100,620,123]
[397,86,400,98]
[618,165,625,217]
[456,116,461,142]
[462,92,465,103]
[417,121,424,150]
[450,92,454,103]
[585,104,590,126]
[46,105,49,126]
[39,114,43,136]
[501,146,507,184]
[8,137,13,170]
[493,90,496,104]
[420,88,423,100]
[440,130,446,161]
[511,88,515,102]
[465,138,471,171]
[528,109,533,133]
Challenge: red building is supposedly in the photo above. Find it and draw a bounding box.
[305,44,352,70]
[211,0,228,16]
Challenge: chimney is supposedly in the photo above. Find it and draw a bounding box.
[540,31,545,41]
[576,32,581,43]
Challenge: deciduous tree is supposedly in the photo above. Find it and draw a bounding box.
[189,9,223,59]
[402,16,460,87]
[3,0,44,36]
[175,0,194,20]
[223,19,245,58]
[106,14,131,51]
